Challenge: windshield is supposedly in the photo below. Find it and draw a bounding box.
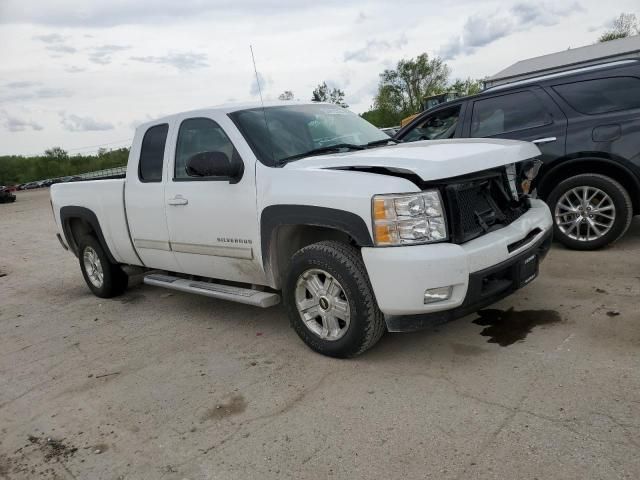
[229,104,390,166]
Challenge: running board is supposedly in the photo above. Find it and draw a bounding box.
[143,273,280,308]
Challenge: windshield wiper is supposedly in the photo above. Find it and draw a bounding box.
[278,143,366,165]
[366,138,398,147]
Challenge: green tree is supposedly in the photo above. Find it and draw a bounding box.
[44,146,69,161]
[311,82,348,107]
[599,13,639,42]
[0,147,130,185]
[450,78,483,96]
[278,90,294,101]
[376,53,450,115]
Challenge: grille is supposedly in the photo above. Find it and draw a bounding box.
[444,173,529,244]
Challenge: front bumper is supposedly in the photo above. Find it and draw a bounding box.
[360,199,553,328]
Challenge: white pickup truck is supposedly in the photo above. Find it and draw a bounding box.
[51,102,553,357]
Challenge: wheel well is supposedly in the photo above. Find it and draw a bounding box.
[66,217,95,255]
[536,157,640,213]
[266,225,356,289]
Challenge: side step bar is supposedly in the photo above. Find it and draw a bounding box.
[143,273,280,308]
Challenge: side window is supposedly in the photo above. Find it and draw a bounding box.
[403,106,461,142]
[138,124,168,182]
[174,117,239,180]
[552,77,640,115]
[470,91,552,137]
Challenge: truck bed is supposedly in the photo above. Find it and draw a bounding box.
[50,179,141,266]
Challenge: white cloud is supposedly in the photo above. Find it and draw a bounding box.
[1,110,44,132]
[344,34,408,63]
[129,52,208,71]
[439,2,585,60]
[32,33,67,43]
[88,44,130,65]
[60,112,114,132]
[46,44,77,54]
[250,72,270,96]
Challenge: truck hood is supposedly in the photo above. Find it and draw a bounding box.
[283,138,540,181]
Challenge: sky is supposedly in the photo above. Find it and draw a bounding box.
[0,0,637,156]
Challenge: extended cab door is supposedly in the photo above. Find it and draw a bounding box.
[125,122,182,271]
[163,113,266,285]
[463,87,567,161]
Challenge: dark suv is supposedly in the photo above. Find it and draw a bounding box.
[395,60,640,250]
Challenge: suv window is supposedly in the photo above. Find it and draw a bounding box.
[138,124,168,182]
[403,106,461,142]
[552,76,640,115]
[470,91,552,137]
[175,117,238,180]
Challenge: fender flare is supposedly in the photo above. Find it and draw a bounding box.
[260,204,373,265]
[536,155,640,200]
[59,206,117,264]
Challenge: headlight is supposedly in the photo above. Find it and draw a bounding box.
[372,190,447,246]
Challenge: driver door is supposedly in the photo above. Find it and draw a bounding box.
[163,113,265,285]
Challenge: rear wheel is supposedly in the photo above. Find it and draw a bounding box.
[547,173,632,250]
[78,235,128,298]
[283,241,385,358]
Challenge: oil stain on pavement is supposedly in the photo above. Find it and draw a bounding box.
[202,395,247,422]
[473,308,562,346]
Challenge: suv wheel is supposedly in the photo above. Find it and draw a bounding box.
[283,241,385,358]
[547,173,632,250]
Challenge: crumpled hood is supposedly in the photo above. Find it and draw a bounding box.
[283,138,540,181]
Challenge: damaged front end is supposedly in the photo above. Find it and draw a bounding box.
[428,159,543,244]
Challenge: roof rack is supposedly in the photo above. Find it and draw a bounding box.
[484,59,639,92]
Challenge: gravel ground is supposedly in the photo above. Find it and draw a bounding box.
[1,189,639,480]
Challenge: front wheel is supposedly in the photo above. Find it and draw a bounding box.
[547,173,633,250]
[78,235,128,298]
[283,241,385,358]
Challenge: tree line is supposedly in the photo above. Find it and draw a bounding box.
[0,147,129,185]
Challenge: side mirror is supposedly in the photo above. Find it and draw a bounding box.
[186,151,242,179]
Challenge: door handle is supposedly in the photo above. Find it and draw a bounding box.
[532,137,557,144]
[168,196,188,206]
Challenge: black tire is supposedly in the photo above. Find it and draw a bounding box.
[547,173,633,250]
[283,240,385,358]
[78,235,128,298]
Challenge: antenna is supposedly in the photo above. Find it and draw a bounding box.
[250,45,276,165]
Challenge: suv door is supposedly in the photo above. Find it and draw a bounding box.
[398,103,466,142]
[463,88,567,162]
[125,122,182,271]
[163,114,265,284]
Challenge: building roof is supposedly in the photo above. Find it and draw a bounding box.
[485,35,640,87]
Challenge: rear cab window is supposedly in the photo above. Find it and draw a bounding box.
[138,124,169,182]
[552,76,640,115]
[470,90,552,137]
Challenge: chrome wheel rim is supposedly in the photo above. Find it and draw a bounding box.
[295,269,351,341]
[83,246,104,288]
[555,186,616,242]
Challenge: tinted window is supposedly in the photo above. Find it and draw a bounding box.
[139,124,168,182]
[175,118,238,180]
[403,106,461,142]
[553,77,640,115]
[470,91,552,137]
